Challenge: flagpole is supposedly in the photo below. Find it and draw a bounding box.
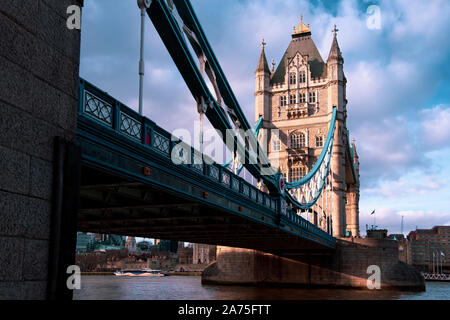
[374,211,376,229]
[370,209,376,230]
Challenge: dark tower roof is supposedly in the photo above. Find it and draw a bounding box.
[270,23,326,84]
[327,25,343,63]
[255,40,270,74]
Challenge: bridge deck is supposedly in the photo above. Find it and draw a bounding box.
[76,79,336,255]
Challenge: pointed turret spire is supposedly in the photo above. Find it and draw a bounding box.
[351,139,359,159]
[327,25,343,63]
[255,39,270,74]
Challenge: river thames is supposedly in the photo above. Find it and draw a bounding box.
[73,276,450,300]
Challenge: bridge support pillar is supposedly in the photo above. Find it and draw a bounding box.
[202,240,424,291]
[0,0,83,299]
[47,138,81,300]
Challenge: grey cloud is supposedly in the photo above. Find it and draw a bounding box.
[420,105,450,151]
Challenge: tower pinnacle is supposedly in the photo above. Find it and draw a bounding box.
[255,38,270,74]
[260,38,266,49]
[332,24,339,37]
[292,15,310,37]
[327,24,343,63]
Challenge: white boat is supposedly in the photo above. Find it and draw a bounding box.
[114,268,166,277]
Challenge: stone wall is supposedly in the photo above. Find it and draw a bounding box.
[0,0,82,299]
[203,239,425,291]
[174,263,210,272]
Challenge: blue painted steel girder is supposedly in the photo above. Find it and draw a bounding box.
[145,0,280,194]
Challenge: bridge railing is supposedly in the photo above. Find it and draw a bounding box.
[78,78,335,245]
[78,79,278,213]
[281,207,334,242]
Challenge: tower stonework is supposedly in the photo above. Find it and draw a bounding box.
[254,21,360,237]
[0,1,83,299]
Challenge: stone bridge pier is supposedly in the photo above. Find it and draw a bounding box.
[202,238,425,291]
[0,0,84,299]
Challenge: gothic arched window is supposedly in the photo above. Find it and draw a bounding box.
[299,71,306,83]
[315,136,324,147]
[290,132,306,149]
[272,136,281,151]
[289,72,296,85]
[289,166,306,182]
[289,94,296,105]
[299,93,306,103]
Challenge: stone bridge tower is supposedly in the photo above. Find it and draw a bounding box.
[254,19,360,237]
[0,0,84,299]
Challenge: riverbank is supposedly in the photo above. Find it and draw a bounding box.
[81,272,114,275]
[166,271,202,276]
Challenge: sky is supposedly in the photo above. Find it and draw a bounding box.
[79,0,450,237]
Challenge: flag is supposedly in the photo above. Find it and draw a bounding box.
[370,210,375,215]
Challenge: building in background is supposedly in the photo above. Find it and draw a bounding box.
[75,233,126,252]
[388,234,405,241]
[367,229,388,239]
[125,237,137,252]
[158,240,179,253]
[76,232,95,253]
[178,246,194,265]
[93,234,126,251]
[255,18,360,237]
[136,240,152,251]
[403,226,450,273]
[193,244,216,264]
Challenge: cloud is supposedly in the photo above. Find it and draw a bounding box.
[359,207,450,235]
[420,105,450,150]
[365,176,448,198]
[355,116,424,187]
[355,102,450,189]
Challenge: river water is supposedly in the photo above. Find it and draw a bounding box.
[73,276,450,300]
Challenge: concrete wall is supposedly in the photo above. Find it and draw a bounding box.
[0,0,82,299]
[203,239,425,291]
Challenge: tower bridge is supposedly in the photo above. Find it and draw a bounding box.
[76,78,336,254]
[0,0,424,300]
